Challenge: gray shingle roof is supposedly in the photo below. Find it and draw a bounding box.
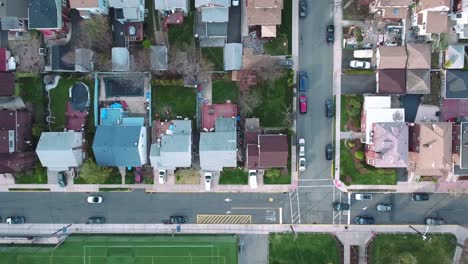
[36,132,83,170]
[224,43,242,71]
[445,70,468,99]
[201,7,229,23]
[199,118,236,171]
[150,45,168,71]
[28,0,60,29]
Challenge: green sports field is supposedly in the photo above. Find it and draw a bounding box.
[0,235,238,264]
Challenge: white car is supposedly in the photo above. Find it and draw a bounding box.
[87,196,103,204]
[350,60,371,69]
[158,170,166,184]
[298,138,305,157]
[204,173,213,191]
[232,0,239,6]
[355,193,373,200]
[248,170,258,189]
[299,158,306,171]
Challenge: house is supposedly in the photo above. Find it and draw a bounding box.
[199,117,237,171]
[0,48,16,72]
[45,47,94,72]
[451,0,468,39]
[246,0,283,37]
[0,0,28,32]
[444,70,468,99]
[93,125,147,167]
[369,0,413,20]
[246,134,288,169]
[224,43,243,71]
[445,45,465,69]
[69,0,109,19]
[195,0,230,47]
[376,46,407,94]
[377,46,407,69]
[414,0,450,36]
[408,122,453,179]
[155,0,189,15]
[365,122,409,168]
[0,72,15,97]
[202,103,238,131]
[0,109,35,173]
[36,132,83,171]
[150,120,192,170]
[109,0,145,23]
[28,0,70,40]
[452,122,468,180]
[150,46,168,71]
[406,43,431,94]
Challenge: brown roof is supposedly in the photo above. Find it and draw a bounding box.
[406,69,430,94]
[426,11,449,33]
[379,0,413,6]
[378,69,407,94]
[245,131,260,145]
[378,46,407,69]
[251,0,283,8]
[0,72,15,97]
[406,43,431,69]
[246,144,259,168]
[69,0,100,8]
[0,110,33,154]
[246,0,283,26]
[246,134,288,169]
[0,151,36,173]
[418,0,450,11]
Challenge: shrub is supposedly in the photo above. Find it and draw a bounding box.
[142,39,151,49]
[355,151,364,160]
[347,141,355,148]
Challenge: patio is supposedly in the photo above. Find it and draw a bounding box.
[201,103,238,131]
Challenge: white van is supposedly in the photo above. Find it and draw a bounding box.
[204,173,213,191]
[248,170,258,189]
[353,49,373,59]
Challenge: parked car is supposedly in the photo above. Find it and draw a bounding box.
[355,193,372,200]
[425,217,445,225]
[298,138,305,157]
[170,215,188,224]
[87,195,103,204]
[333,202,350,211]
[158,170,166,184]
[350,60,371,69]
[299,158,306,171]
[411,193,429,201]
[232,0,239,7]
[204,173,212,191]
[325,143,333,160]
[299,0,307,17]
[299,95,307,114]
[87,217,105,224]
[326,25,334,44]
[57,171,67,187]
[276,57,293,68]
[6,216,25,224]
[298,71,308,92]
[248,170,258,189]
[354,216,375,225]
[325,99,334,117]
[376,203,392,212]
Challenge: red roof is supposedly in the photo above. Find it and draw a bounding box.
[247,134,288,169]
[378,69,406,94]
[0,152,36,173]
[0,72,15,96]
[0,110,33,154]
[65,102,88,131]
[202,103,238,131]
[0,48,7,72]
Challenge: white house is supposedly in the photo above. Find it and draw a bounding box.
[109,0,145,23]
[69,0,109,19]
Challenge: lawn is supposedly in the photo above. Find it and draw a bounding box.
[0,235,238,264]
[369,234,456,264]
[175,169,200,184]
[269,233,341,264]
[264,35,289,56]
[152,82,196,120]
[16,75,46,139]
[251,71,294,127]
[212,80,238,104]
[264,0,292,55]
[202,47,224,71]
[340,140,397,185]
[168,11,194,49]
[341,94,363,132]
[263,168,291,184]
[13,162,47,184]
[219,168,248,184]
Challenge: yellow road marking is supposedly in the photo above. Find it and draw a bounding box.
[196,214,251,224]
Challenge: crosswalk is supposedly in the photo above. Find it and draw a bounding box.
[196,214,251,224]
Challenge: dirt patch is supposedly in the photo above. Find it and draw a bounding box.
[9,34,43,73]
[175,169,200,184]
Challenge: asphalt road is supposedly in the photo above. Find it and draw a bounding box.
[0,191,290,225]
[227,3,241,43]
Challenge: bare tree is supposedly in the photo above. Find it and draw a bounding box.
[239,91,261,117]
[80,16,112,53]
[281,104,294,129]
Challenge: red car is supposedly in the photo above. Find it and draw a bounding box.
[300,95,307,114]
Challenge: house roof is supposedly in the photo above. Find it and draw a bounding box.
[418,0,450,11]
[406,69,430,94]
[0,72,15,97]
[109,0,141,8]
[0,0,28,18]
[258,134,288,168]
[69,0,100,8]
[93,126,146,167]
[224,43,243,71]
[426,11,448,33]
[445,70,468,99]
[1,17,21,30]
[445,45,465,69]
[362,98,405,144]
[150,45,168,71]
[201,7,229,22]
[75,48,93,72]
[460,122,468,169]
[0,110,32,154]
[363,95,392,110]
[199,118,236,171]
[155,0,188,11]
[202,103,238,131]
[251,0,283,8]
[28,0,60,29]
[406,43,431,69]
[379,0,413,6]
[50,45,74,71]
[111,47,130,72]
[36,132,83,170]
[366,122,408,168]
[378,69,406,94]
[0,151,36,173]
[378,46,407,69]
[195,0,230,7]
[0,48,7,72]
[246,6,282,26]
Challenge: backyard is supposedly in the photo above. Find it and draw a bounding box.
[202,47,224,71]
[212,79,238,104]
[16,75,46,140]
[342,0,372,21]
[340,140,398,185]
[263,0,292,55]
[167,11,194,49]
[219,168,248,185]
[269,233,341,264]
[369,234,456,264]
[151,81,196,120]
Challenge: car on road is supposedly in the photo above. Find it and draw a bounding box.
[158,170,166,184]
[425,217,445,225]
[325,99,334,117]
[6,216,25,224]
[333,202,350,211]
[325,143,333,160]
[350,60,371,69]
[232,0,239,7]
[87,195,103,204]
[298,71,308,92]
[411,193,429,201]
[376,203,392,212]
[355,193,372,200]
[276,57,293,68]
[87,217,105,224]
[170,215,188,224]
[299,95,307,114]
[204,172,212,191]
[299,158,306,171]
[58,171,67,187]
[354,216,375,225]
[299,0,307,17]
[326,25,334,44]
[298,138,305,157]
[248,170,258,189]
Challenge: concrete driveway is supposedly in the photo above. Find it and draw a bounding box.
[341,73,376,94]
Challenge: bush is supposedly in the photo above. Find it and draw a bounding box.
[78,159,115,184]
[347,141,355,148]
[355,151,364,160]
[142,39,151,49]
